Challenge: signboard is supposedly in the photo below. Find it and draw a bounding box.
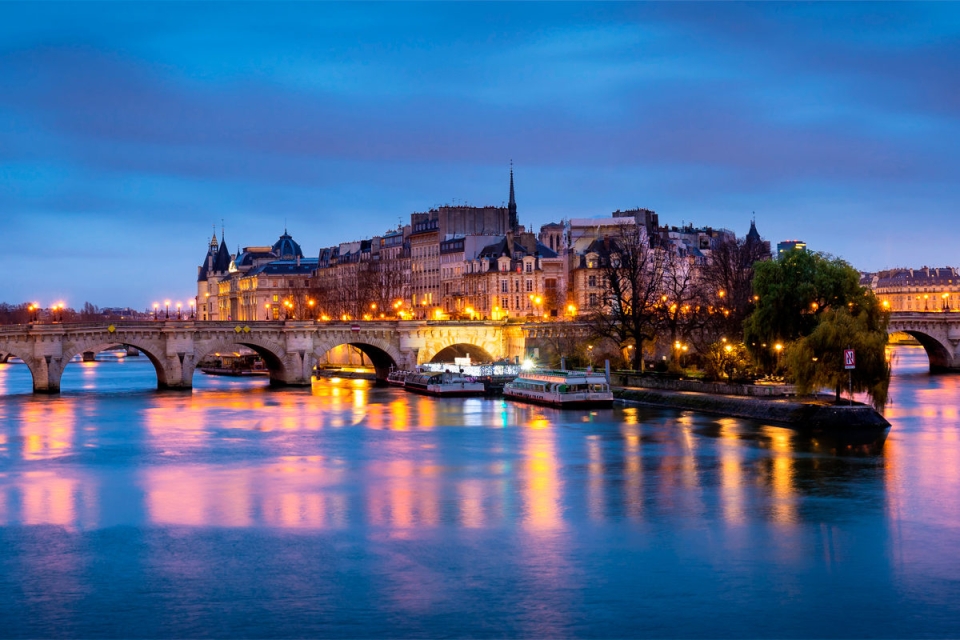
[844,349,856,370]
[351,324,361,332]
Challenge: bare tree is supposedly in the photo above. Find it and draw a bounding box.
[656,251,706,366]
[589,224,669,371]
[696,235,769,347]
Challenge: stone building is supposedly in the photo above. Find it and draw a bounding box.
[865,267,960,312]
[196,230,233,321]
[460,231,561,320]
[198,230,318,322]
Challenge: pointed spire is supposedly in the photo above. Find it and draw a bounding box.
[508,161,518,234]
[211,224,218,247]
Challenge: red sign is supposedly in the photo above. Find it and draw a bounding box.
[351,324,361,332]
[844,349,856,370]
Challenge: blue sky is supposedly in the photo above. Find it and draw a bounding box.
[3,2,959,309]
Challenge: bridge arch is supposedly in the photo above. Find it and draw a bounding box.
[313,338,401,381]
[0,344,43,394]
[894,330,953,372]
[60,339,173,391]
[188,338,289,387]
[427,343,496,364]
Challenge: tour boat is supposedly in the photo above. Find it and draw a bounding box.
[386,369,411,386]
[402,371,486,397]
[199,354,269,377]
[503,369,614,408]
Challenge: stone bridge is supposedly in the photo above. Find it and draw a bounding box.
[0,320,582,393]
[889,312,960,372]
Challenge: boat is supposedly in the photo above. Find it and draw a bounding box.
[199,353,269,377]
[503,369,614,408]
[312,366,376,381]
[402,370,486,397]
[386,369,411,386]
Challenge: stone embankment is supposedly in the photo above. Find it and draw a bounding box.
[611,375,890,430]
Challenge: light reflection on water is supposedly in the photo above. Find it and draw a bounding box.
[0,346,958,636]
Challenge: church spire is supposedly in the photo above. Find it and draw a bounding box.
[508,161,518,233]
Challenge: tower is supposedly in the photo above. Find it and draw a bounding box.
[508,163,518,234]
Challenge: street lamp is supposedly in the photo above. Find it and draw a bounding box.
[164,300,171,319]
[265,302,272,320]
[176,302,182,320]
[189,300,196,319]
[774,342,783,371]
[153,303,159,320]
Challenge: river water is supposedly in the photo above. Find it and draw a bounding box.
[0,345,958,637]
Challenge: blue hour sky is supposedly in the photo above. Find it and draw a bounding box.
[3,2,959,309]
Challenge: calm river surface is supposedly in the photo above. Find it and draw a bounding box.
[0,345,958,638]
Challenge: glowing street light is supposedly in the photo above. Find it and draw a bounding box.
[176,302,182,320]
[153,302,159,320]
[164,300,171,319]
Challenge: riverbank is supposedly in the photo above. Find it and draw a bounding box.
[614,385,891,431]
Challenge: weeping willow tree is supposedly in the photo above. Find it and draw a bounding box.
[746,250,891,410]
[784,291,890,410]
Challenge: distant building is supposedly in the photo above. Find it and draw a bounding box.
[198,229,318,322]
[196,230,232,321]
[863,267,960,312]
[777,239,807,256]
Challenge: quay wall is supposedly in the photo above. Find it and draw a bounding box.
[613,385,890,430]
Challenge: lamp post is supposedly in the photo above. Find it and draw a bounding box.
[774,342,783,372]
[176,302,182,320]
[265,302,272,321]
[189,300,196,319]
[153,303,159,320]
[164,300,171,319]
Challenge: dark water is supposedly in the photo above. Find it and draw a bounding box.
[0,346,958,638]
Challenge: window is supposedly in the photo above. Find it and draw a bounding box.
[516,296,520,310]
[588,275,597,287]
[514,280,520,293]
[526,280,533,292]
[589,293,598,307]
[501,280,508,293]
[525,263,532,273]
[501,296,509,309]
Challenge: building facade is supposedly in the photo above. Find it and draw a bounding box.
[864,267,960,312]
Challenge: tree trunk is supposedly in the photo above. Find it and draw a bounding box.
[835,383,842,403]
